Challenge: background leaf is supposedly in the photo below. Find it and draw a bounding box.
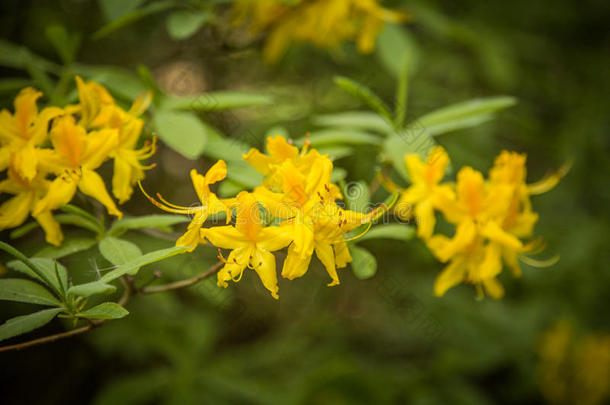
[349,245,378,280]
[0,279,62,306]
[78,302,128,320]
[0,308,62,342]
[99,237,143,266]
[153,111,207,159]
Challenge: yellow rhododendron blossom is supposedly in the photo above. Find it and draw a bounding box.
[233,0,407,63]
[202,191,293,299]
[0,87,63,181]
[0,165,63,246]
[141,160,233,251]
[396,146,455,239]
[33,115,122,218]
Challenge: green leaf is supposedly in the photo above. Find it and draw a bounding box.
[376,24,419,77]
[99,237,143,266]
[349,246,377,280]
[415,96,517,135]
[0,78,31,94]
[100,246,189,282]
[358,224,416,242]
[344,180,370,213]
[45,24,80,65]
[166,10,211,40]
[153,111,207,159]
[297,130,382,147]
[382,132,438,182]
[317,146,354,162]
[225,162,264,189]
[10,214,102,239]
[160,91,273,111]
[0,39,60,74]
[59,204,103,232]
[73,64,148,100]
[68,281,116,298]
[0,308,63,342]
[394,53,410,128]
[34,237,96,259]
[313,111,394,135]
[331,167,348,183]
[99,0,147,21]
[265,126,289,139]
[93,1,176,39]
[202,125,250,162]
[108,215,189,236]
[334,76,394,125]
[7,258,69,295]
[77,302,128,320]
[0,279,62,306]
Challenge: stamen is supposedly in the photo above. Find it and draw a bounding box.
[343,221,373,242]
[138,181,194,214]
[377,171,401,193]
[519,254,560,268]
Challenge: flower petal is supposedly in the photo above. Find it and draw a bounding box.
[34,210,63,246]
[315,241,339,286]
[77,168,122,218]
[434,256,467,297]
[252,248,279,299]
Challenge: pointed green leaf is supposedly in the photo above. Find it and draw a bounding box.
[34,237,96,259]
[153,111,207,159]
[376,24,419,77]
[166,10,211,40]
[0,279,62,306]
[77,302,128,320]
[108,215,188,236]
[313,111,393,135]
[160,91,273,112]
[344,181,371,213]
[68,281,116,298]
[93,1,175,39]
[296,130,382,147]
[383,132,438,182]
[101,246,189,282]
[349,246,377,280]
[334,76,393,125]
[0,308,62,342]
[7,258,68,294]
[359,224,416,242]
[99,237,142,266]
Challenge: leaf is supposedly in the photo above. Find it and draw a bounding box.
[334,76,394,125]
[224,162,264,189]
[99,237,143,266]
[376,24,419,77]
[34,237,96,259]
[100,246,189,282]
[10,214,102,239]
[166,10,211,40]
[73,64,148,100]
[383,131,438,182]
[0,78,31,94]
[202,124,250,162]
[0,39,60,74]
[313,111,393,135]
[160,91,273,111]
[394,53,410,128]
[0,279,62,306]
[99,0,148,21]
[317,146,354,162]
[415,96,517,135]
[108,215,189,236]
[153,111,207,159]
[349,246,377,280]
[93,1,176,39]
[344,180,370,213]
[59,204,104,232]
[297,130,382,147]
[45,24,80,64]
[77,302,128,320]
[68,281,116,298]
[0,308,63,342]
[358,224,416,242]
[7,258,69,295]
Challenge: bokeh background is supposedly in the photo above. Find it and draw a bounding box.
[1,0,609,404]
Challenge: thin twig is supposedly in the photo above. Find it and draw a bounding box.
[0,261,222,353]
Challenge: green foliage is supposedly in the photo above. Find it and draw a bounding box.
[349,245,378,280]
[153,111,208,159]
[77,303,129,320]
[0,308,63,342]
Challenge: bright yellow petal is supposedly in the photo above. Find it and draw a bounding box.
[216,246,251,288]
[315,241,339,286]
[112,156,135,204]
[234,191,262,240]
[33,175,78,215]
[427,220,476,262]
[0,192,34,230]
[334,240,352,268]
[82,128,118,170]
[480,220,523,251]
[415,199,435,239]
[281,242,312,280]
[257,226,293,252]
[434,256,467,297]
[34,210,63,246]
[292,218,315,258]
[14,87,42,138]
[242,148,273,175]
[129,91,153,116]
[404,154,426,185]
[177,213,208,252]
[204,160,227,185]
[251,248,279,299]
[266,135,298,162]
[477,242,502,279]
[482,277,505,299]
[77,168,122,218]
[12,144,39,182]
[202,225,249,249]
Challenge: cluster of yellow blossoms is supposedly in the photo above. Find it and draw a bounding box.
[395,146,567,298]
[0,79,155,245]
[146,136,382,299]
[232,0,406,63]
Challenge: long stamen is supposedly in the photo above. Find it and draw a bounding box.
[520,254,560,268]
[138,181,195,214]
[301,133,311,156]
[343,221,373,242]
[156,192,195,211]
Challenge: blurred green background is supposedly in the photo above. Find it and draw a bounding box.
[1,0,609,404]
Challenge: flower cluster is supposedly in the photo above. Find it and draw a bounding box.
[232,0,406,63]
[395,146,567,298]
[146,136,382,299]
[0,79,155,245]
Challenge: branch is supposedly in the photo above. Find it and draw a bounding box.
[0,261,222,353]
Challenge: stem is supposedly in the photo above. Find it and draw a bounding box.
[0,262,222,353]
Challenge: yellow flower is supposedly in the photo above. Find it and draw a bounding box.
[33,115,122,218]
[142,160,233,251]
[233,0,406,63]
[0,87,63,181]
[72,76,115,129]
[396,146,454,239]
[0,164,63,246]
[202,191,293,299]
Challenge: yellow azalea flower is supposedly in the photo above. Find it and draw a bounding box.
[0,87,63,181]
[0,165,63,246]
[103,92,156,204]
[202,191,293,299]
[233,0,407,63]
[33,115,122,218]
[396,146,455,239]
[71,76,115,129]
[142,160,233,251]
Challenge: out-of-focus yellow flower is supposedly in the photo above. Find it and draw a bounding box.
[395,146,454,239]
[141,160,233,251]
[33,115,122,218]
[71,76,115,129]
[202,192,293,299]
[538,320,610,405]
[0,87,63,181]
[233,0,407,63]
[0,164,63,246]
